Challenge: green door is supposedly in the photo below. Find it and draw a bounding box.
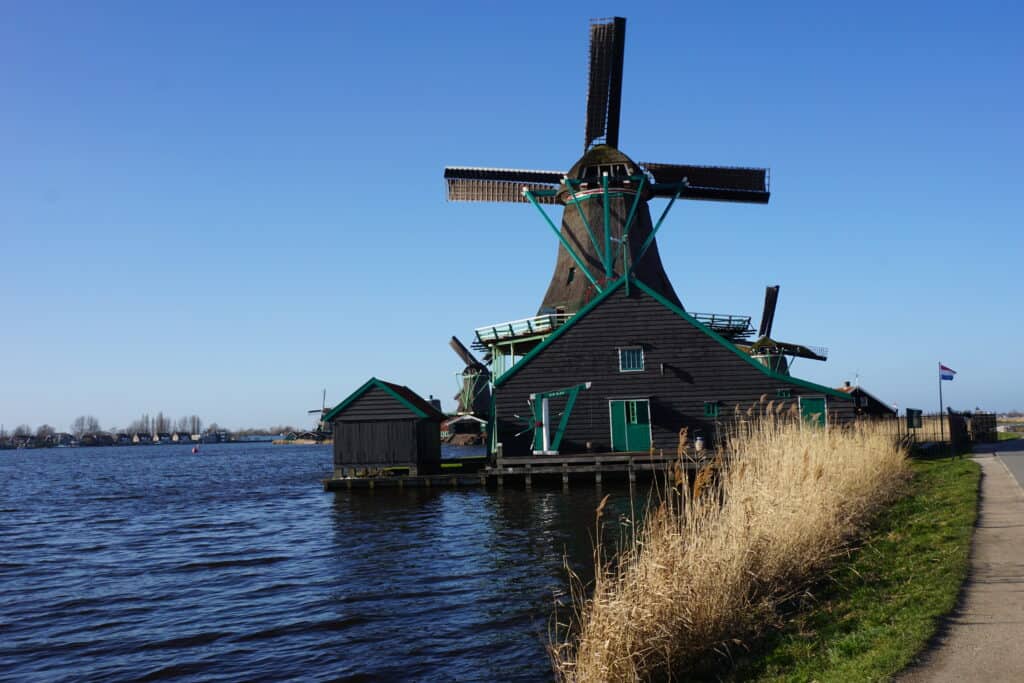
[800,396,827,427]
[610,400,651,451]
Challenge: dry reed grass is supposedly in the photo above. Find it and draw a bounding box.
[551,416,910,681]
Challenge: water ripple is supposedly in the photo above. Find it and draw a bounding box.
[0,443,627,682]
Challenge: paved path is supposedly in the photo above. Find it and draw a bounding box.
[901,443,1024,682]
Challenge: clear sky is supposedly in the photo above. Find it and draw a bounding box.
[2,0,1022,432]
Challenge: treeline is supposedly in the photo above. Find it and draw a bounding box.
[1,413,302,442]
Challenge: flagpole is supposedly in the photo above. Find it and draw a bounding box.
[938,363,945,444]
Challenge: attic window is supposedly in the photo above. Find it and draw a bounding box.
[703,401,720,418]
[619,347,644,372]
[567,266,575,284]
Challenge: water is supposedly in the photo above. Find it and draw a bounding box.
[0,443,636,682]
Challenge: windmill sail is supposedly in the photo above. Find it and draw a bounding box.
[444,167,563,204]
[758,285,779,338]
[584,17,626,150]
[643,162,770,203]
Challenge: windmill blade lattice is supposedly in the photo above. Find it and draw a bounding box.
[643,162,771,203]
[444,167,564,204]
[584,17,626,151]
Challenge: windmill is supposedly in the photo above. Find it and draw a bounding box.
[742,285,828,375]
[444,17,770,315]
[449,336,491,417]
[308,388,330,434]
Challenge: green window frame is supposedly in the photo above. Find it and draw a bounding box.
[703,401,720,418]
[619,347,644,372]
[776,388,791,399]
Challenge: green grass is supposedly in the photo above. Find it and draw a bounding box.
[721,457,980,682]
[998,432,1022,441]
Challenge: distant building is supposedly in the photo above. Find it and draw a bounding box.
[132,433,152,444]
[835,382,896,418]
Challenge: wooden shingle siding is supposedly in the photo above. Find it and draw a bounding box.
[333,421,418,466]
[495,286,854,456]
[333,386,418,421]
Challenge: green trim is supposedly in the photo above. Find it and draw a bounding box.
[524,189,602,292]
[703,401,720,418]
[564,179,604,266]
[495,276,851,401]
[602,173,612,279]
[322,377,429,422]
[567,191,634,202]
[493,280,627,388]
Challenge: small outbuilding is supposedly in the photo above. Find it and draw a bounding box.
[836,382,897,419]
[324,377,444,477]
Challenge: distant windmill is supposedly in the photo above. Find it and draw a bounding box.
[444,17,770,315]
[742,285,828,375]
[449,336,491,417]
[308,389,328,431]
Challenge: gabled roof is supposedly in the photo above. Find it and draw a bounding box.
[323,377,445,422]
[837,384,894,410]
[494,276,851,400]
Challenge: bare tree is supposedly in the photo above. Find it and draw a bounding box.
[35,424,56,441]
[14,424,32,437]
[70,416,96,438]
[189,415,203,434]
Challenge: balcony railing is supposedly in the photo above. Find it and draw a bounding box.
[474,313,574,345]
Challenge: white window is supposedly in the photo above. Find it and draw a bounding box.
[619,347,644,372]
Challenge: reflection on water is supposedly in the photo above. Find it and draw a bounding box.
[0,443,641,682]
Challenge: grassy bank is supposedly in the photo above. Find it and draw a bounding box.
[552,416,911,681]
[724,456,980,681]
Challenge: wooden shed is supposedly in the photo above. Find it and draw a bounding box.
[324,378,444,477]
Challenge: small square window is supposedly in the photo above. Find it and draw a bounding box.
[776,388,791,399]
[619,347,644,372]
[703,401,720,418]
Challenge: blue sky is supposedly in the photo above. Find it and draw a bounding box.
[2,1,1021,431]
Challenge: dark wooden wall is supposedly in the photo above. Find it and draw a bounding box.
[331,385,441,472]
[495,285,855,456]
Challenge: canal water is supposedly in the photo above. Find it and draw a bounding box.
[0,443,639,682]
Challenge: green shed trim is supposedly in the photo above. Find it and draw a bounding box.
[494,276,851,401]
[323,377,430,422]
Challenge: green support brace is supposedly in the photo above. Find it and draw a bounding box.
[630,181,684,275]
[616,174,647,273]
[530,381,592,454]
[602,174,612,279]
[564,178,604,267]
[524,189,602,292]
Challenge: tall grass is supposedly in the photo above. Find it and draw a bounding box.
[551,412,910,681]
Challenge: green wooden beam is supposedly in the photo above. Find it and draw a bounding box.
[564,178,605,267]
[630,181,684,275]
[524,189,601,292]
[602,174,612,279]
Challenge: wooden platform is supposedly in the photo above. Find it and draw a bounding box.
[322,452,710,491]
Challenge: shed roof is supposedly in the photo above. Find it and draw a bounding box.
[323,377,445,422]
[836,384,895,411]
[494,276,851,400]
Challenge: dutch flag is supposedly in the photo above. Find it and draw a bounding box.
[939,363,956,381]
